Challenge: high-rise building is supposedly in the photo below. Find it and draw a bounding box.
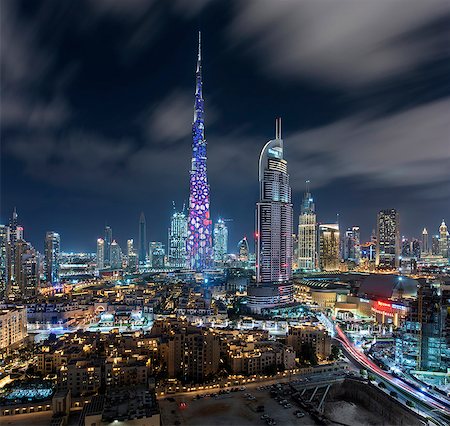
[104,226,112,266]
[168,208,188,268]
[0,225,7,293]
[45,231,60,285]
[96,238,105,270]
[431,235,440,255]
[150,242,165,268]
[6,208,20,292]
[343,226,361,264]
[255,118,293,283]
[297,181,317,271]
[439,220,448,259]
[138,212,147,265]
[238,237,249,264]
[110,240,122,269]
[213,218,228,264]
[376,209,400,269]
[13,240,40,298]
[422,228,429,255]
[187,32,213,271]
[126,239,138,272]
[319,224,340,271]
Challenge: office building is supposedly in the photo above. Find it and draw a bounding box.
[431,235,440,255]
[343,226,361,264]
[138,212,147,265]
[96,238,105,270]
[213,218,228,264]
[298,181,317,271]
[126,238,138,272]
[149,242,165,268]
[168,208,188,268]
[104,225,112,266]
[13,240,40,297]
[319,224,340,271]
[238,237,249,264]
[439,220,448,259]
[110,240,122,269]
[187,32,213,270]
[45,231,60,285]
[0,225,7,292]
[422,228,429,255]
[376,209,400,269]
[395,281,449,372]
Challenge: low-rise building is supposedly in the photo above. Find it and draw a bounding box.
[0,306,28,353]
[287,324,331,361]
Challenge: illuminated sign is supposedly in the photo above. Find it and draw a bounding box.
[359,298,370,303]
[268,147,282,159]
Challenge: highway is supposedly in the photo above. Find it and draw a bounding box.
[334,324,450,426]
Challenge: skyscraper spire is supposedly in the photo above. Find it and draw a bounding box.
[187,33,213,271]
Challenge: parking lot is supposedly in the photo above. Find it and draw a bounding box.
[159,382,315,426]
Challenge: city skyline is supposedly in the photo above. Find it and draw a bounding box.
[2,1,449,251]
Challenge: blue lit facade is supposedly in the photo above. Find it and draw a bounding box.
[187,32,213,270]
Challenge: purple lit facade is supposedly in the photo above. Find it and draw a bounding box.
[187,33,213,270]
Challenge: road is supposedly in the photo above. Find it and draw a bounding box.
[334,324,450,426]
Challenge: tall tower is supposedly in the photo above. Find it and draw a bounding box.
[96,238,105,270]
[138,212,147,265]
[187,32,213,271]
[439,220,448,259]
[168,205,188,268]
[104,225,112,266]
[319,224,340,271]
[213,218,228,264]
[45,231,60,285]
[422,228,429,255]
[376,209,400,269]
[297,181,317,271]
[255,118,293,283]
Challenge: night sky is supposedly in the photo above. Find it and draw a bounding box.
[2,0,450,253]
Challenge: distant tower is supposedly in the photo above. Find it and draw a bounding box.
[96,238,105,270]
[421,228,429,255]
[45,231,60,285]
[0,225,7,292]
[238,237,249,263]
[255,117,293,283]
[138,212,147,265]
[343,226,361,264]
[110,240,122,269]
[104,225,112,266]
[297,181,317,271]
[168,205,188,268]
[213,218,228,264]
[186,32,213,271]
[319,224,340,271]
[376,209,400,269]
[439,220,448,258]
[126,239,138,272]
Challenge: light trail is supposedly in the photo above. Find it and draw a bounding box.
[334,324,450,425]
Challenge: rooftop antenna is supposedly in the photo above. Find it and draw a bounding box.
[305,180,310,194]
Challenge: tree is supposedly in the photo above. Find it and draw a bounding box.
[378,382,386,389]
[328,345,340,361]
[299,343,318,366]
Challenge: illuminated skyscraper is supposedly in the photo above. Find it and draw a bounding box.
[110,240,122,269]
[319,224,340,271]
[439,220,448,259]
[422,228,429,255]
[104,225,112,266]
[431,235,440,255]
[0,225,7,292]
[96,238,105,270]
[238,237,249,263]
[297,181,317,271]
[138,212,147,265]
[343,226,361,264]
[149,242,165,268]
[14,240,40,298]
[255,118,293,283]
[213,218,228,263]
[187,32,213,271]
[168,207,188,268]
[126,239,138,272]
[45,231,60,285]
[376,209,400,269]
